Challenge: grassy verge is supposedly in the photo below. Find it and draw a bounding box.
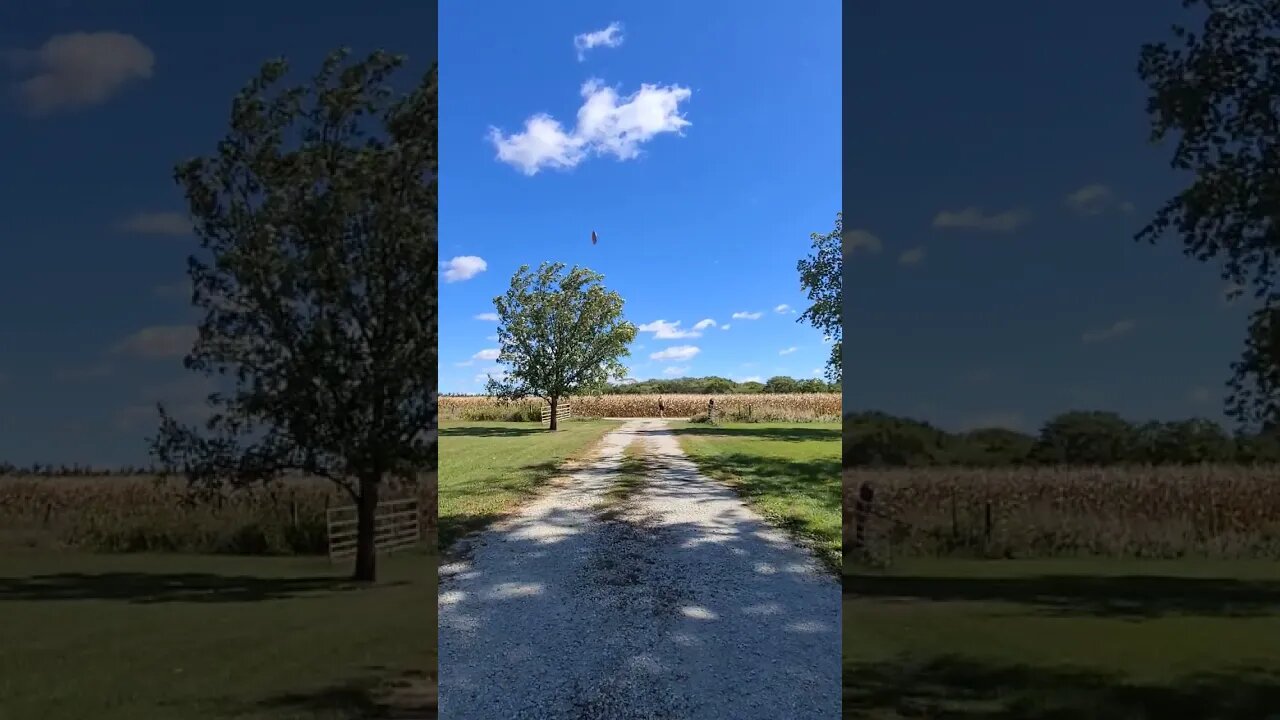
[671,421,840,572]
[437,419,621,549]
[0,550,435,720]
[843,558,1280,718]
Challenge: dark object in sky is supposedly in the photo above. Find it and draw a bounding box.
[591,230,598,245]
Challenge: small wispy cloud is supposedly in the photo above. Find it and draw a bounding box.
[472,348,500,361]
[638,319,702,339]
[692,318,717,330]
[774,304,796,315]
[1064,183,1135,216]
[111,325,197,359]
[731,311,762,320]
[475,312,500,321]
[651,345,699,361]
[1188,386,1214,404]
[779,346,797,355]
[899,247,926,265]
[844,229,883,255]
[663,365,690,376]
[573,21,624,61]
[442,256,488,283]
[1081,319,1136,344]
[933,207,1032,233]
[118,211,190,237]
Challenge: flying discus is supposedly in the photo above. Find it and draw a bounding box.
[591,230,598,245]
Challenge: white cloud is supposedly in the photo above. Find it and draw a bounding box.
[111,325,197,359]
[474,367,506,385]
[1081,319,1136,344]
[774,304,795,314]
[472,348,500,361]
[844,229,883,255]
[692,318,717,331]
[650,345,699,361]
[638,319,701,339]
[10,32,154,115]
[720,323,730,330]
[899,247,926,265]
[811,368,824,377]
[474,312,500,321]
[1064,183,1134,216]
[489,77,691,175]
[118,211,190,237]
[442,256,487,282]
[486,334,499,342]
[736,375,763,384]
[663,365,689,376]
[933,207,1032,233]
[779,347,797,355]
[731,311,762,320]
[573,21,624,61]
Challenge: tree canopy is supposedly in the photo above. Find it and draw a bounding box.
[150,49,438,582]
[486,262,637,430]
[1137,0,1280,429]
[797,212,843,382]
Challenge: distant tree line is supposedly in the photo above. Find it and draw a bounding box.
[0,462,159,477]
[843,410,1280,468]
[608,375,840,395]
[442,375,840,397]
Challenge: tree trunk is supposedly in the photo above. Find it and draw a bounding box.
[353,473,381,582]
[549,396,559,431]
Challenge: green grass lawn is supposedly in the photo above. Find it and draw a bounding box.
[0,550,435,720]
[671,421,841,571]
[437,419,621,548]
[843,558,1280,718]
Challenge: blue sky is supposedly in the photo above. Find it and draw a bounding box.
[438,1,841,394]
[844,2,1251,434]
[0,3,437,466]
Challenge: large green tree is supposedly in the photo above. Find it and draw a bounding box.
[1137,1,1280,429]
[798,212,843,382]
[150,49,438,583]
[486,262,637,430]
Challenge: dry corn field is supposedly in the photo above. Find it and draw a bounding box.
[0,473,436,554]
[844,466,1280,560]
[440,393,842,421]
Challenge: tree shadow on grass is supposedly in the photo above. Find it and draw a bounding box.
[439,425,543,438]
[438,459,572,552]
[844,655,1280,719]
[661,425,840,442]
[677,451,840,568]
[247,667,435,719]
[843,574,1280,619]
[0,572,405,604]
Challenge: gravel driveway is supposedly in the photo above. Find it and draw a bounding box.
[438,419,840,719]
